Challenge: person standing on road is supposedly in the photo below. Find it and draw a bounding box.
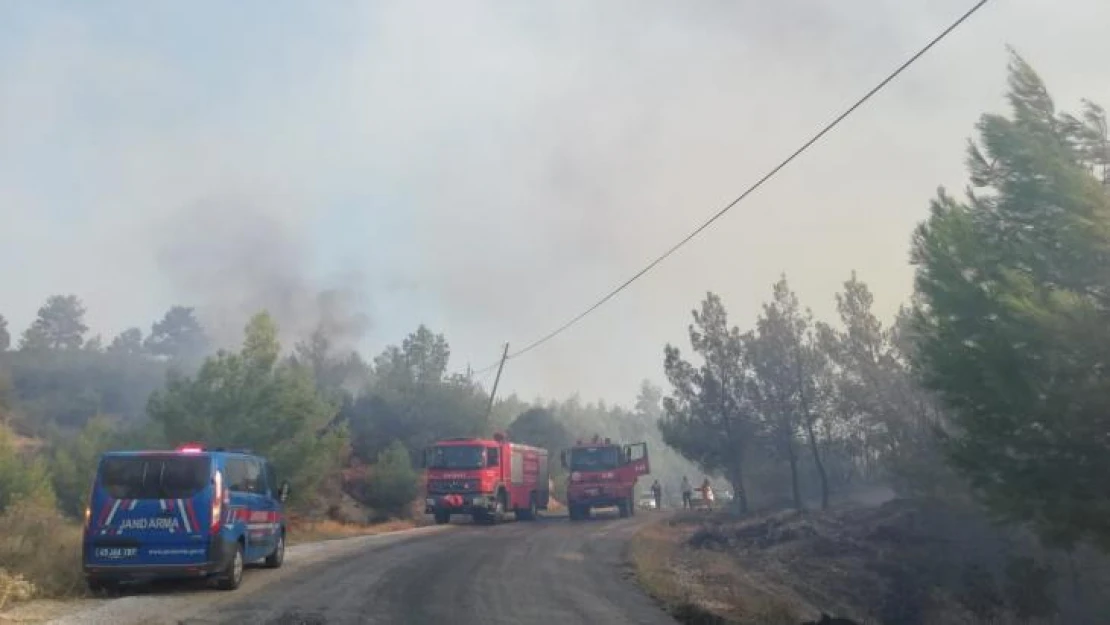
[701,478,714,512]
[650,479,662,510]
[680,476,692,510]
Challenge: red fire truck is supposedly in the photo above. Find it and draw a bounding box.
[561,436,650,521]
[423,433,550,525]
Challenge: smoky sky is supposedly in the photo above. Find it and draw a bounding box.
[2,0,1109,403]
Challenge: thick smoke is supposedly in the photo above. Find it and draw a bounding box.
[154,196,371,353]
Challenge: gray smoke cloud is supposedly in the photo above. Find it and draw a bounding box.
[2,0,1109,402]
[154,197,371,353]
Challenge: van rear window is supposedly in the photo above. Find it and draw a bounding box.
[99,456,211,499]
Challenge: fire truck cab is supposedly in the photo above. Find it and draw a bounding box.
[561,436,650,521]
[422,433,550,525]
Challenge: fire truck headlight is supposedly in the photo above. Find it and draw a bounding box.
[472,496,485,506]
[425,498,435,507]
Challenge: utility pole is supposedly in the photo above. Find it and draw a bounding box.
[484,343,510,419]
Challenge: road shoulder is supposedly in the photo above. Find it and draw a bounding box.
[629,512,810,625]
[1,524,450,625]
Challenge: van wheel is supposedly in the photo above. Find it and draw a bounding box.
[86,577,118,595]
[264,532,285,569]
[216,542,244,590]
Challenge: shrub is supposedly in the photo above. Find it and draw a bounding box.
[0,502,84,602]
[0,424,54,513]
[363,441,420,520]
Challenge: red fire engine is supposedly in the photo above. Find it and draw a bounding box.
[423,433,550,525]
[561,435,650,521]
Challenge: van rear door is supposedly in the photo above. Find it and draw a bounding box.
[87,453,212,568]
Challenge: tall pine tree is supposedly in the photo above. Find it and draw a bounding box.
[911,52,1110,549]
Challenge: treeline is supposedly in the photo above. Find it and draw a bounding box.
[0,300,206,433]
[661,53,1110,557]
[659,274,934,513]
[0,295,699,522]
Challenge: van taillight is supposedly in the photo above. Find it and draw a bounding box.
[211,470,224,534]
[83,477,96,531]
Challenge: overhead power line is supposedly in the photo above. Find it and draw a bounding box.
[470,0,991,378]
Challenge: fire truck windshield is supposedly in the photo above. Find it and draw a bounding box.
[428,445,485,469]
[569,446,621,471]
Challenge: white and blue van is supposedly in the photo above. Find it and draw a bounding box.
[82,444,289,592]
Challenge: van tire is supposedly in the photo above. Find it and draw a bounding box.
[264,531,285,569]
[216,542,244,590]
[86,577,118,595]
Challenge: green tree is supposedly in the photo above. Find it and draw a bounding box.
[291,327,371,400]
[748,283,804,509]
[372,324,450,387]
[508,407,572,452]
[147,312,345,507]
[659,292,756,512]
[107,328,144,357]
[19,295,88,351]
[50,416,116,517]
[346,326,488,462]
[910,53,1110,548]
[748,277,832,509]
[0,314,10,352]
[144,306,208,364]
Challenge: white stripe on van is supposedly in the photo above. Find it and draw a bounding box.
[177,499,192,533]
[104,499,122,526]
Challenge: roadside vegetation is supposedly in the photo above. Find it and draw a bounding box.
[641,53,1110,624]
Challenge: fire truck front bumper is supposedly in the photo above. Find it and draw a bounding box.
[425,494,497,515]
[567,487,627,508]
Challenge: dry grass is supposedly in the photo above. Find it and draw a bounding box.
[0,504,85,607]
[630,514,803,625]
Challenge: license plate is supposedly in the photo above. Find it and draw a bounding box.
[95,547,138,559]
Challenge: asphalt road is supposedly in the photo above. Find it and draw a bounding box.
[52,512,674,625]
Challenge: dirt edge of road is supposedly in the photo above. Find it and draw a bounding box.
[629,513,806,625]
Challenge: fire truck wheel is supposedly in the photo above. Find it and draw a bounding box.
[491,492,507,523]
[433,511,451,525]
[628,496,636,517]
[568,505,583,521]
[517,495,538,521]
[618,500,630,518]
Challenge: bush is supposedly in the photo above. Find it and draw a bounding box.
[0,424,54,513]
[363,441,420,520]
[0,502,84,602]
